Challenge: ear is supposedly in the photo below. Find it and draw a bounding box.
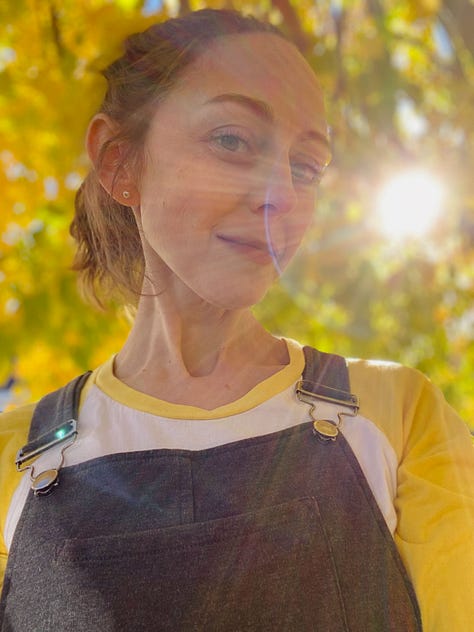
[86,114,140,206]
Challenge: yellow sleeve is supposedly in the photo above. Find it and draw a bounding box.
[350,362,474,632]
[0,403,35,594]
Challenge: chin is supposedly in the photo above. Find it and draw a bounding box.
[205,284,272,311]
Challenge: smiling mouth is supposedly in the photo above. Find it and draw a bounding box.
[218,235,267,251]
[217,234,283,266]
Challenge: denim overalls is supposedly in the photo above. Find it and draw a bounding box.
[0,348,422,631]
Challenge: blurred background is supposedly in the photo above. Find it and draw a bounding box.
[0,0,473,427]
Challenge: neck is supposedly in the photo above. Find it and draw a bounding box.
[114,277,288,405]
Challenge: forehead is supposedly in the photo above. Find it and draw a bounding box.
[176,33,327,136]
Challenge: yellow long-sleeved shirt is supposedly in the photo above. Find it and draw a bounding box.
[1,342,473,630]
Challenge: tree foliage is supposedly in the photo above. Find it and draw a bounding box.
[1,0,473,425]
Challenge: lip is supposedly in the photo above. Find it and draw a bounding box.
[217,234,281,266]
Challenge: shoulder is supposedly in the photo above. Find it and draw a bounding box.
[347,358,431,425]
[0,402,36,432]
[346,358,472,459]
[0,403,36,584]
[0,401,36,481]
[0,402,37,495]
[0,404,36,466]
[347,356,430,401]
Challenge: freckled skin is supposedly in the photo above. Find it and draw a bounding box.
[134,32,330,310]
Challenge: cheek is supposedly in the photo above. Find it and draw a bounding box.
[278,199,316,263]
[139,189,213,270]
[138,191,184,257]
[286,196,316,238]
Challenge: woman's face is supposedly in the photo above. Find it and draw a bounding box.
[135,32,330,309]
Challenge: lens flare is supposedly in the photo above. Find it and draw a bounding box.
[374,170,445,240]
[264,205,283,276]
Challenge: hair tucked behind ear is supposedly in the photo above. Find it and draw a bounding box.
[70,8,285,308]
[71,173,144,308]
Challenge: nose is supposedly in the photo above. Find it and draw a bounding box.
[250,154,298,216]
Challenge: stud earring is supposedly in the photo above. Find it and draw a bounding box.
[122,190,130,199]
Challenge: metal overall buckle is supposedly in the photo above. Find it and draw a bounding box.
[295,381,359,441]
[15,419,78,496]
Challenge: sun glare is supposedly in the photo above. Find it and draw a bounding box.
[374,170,445,240]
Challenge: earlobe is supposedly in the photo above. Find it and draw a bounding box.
[86,114,140,205]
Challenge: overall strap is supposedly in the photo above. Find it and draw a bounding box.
[28,372,92,442]
[300,347,359,411]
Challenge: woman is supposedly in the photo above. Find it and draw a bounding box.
[0,8,473,631]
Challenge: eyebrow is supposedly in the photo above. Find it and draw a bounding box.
[205,93,330,151]
[206,93,274,122]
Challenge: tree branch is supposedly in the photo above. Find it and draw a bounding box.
[271,0,310,53]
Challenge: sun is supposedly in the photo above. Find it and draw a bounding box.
[374,170,445,240]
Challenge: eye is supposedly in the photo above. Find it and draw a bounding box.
[291,162,325,185]
[209,127,253,155]
[214,133,248,152]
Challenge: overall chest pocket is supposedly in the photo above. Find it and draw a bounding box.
[51,496,348,632]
